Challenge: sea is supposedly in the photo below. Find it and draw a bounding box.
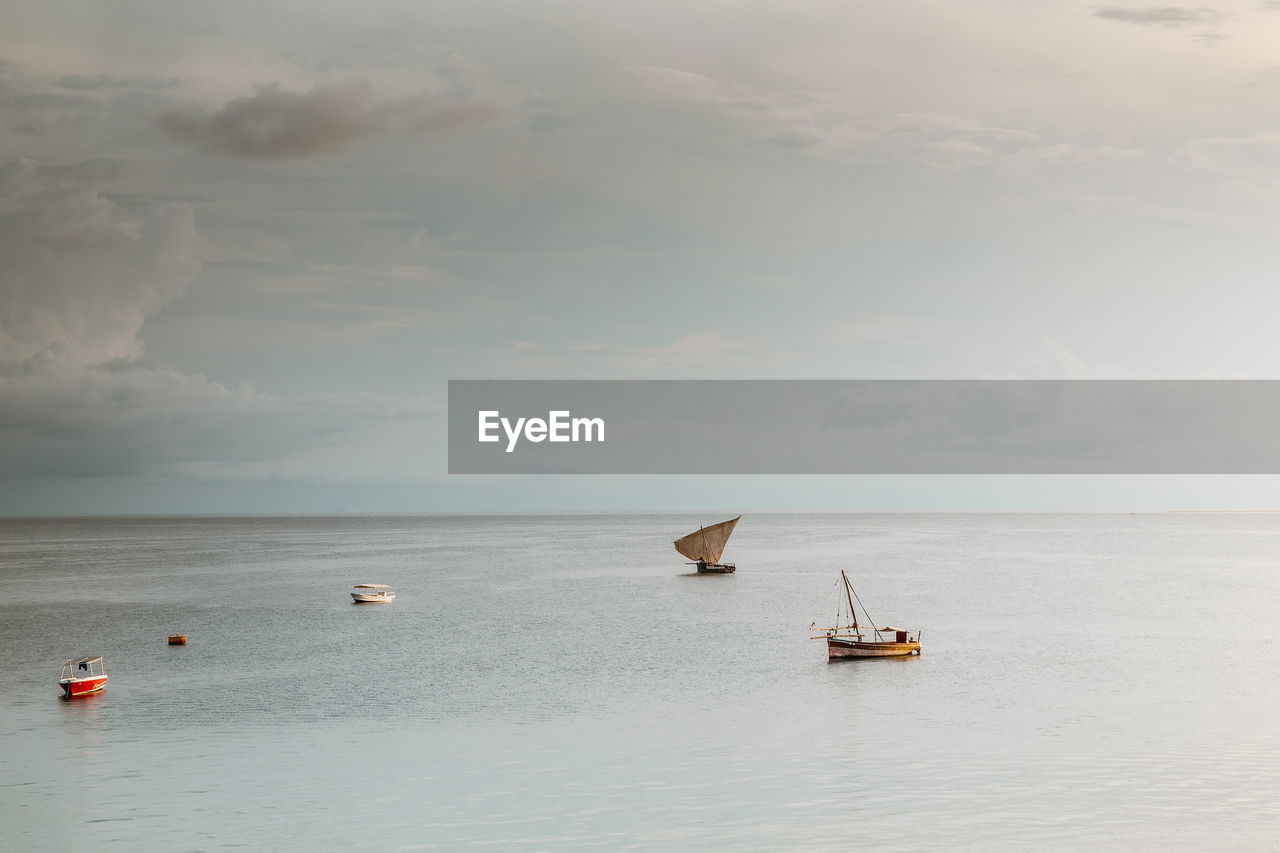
[1,513,1278,851]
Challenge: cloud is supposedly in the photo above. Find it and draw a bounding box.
[0,59,190,156]
[53,73,179,92]
[0,353,440,480]
[994,338,1167,380]
[394,92,498,134]
[1092,6,1224,27]
[158,81,495,160]
[157,81,382,160]
[0,157,201,366]
[631,65,1132,172]
[0,155,445,486]
[1179,128,1280,174]
[0,61,91,138]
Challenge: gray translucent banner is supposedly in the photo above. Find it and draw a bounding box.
[448,380,1280,474]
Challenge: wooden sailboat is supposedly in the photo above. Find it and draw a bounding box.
[813,571,921,659]
[673,516,741,573]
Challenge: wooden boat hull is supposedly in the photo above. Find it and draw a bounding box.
[168,635,187,645]
[827,638,920,659]
[695,563,735,574]
[351,593,396,603]
[59,676,108,697]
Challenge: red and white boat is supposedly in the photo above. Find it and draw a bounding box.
[813,571,921,659]
[59,656,108,697]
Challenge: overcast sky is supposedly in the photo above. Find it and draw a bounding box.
[5,0,1280,513]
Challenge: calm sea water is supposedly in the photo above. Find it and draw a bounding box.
[2,513,1278,850]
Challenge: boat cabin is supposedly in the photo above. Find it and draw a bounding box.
[61,656,105,680]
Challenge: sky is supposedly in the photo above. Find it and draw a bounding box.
[4,0,1280,513]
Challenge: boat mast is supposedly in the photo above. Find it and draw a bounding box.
[841,570,860,637]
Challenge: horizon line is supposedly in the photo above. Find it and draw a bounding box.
[5,509,1280,520]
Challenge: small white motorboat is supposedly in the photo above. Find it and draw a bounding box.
[351,583,396,604]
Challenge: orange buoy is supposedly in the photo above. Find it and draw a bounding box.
[168,634,187,645]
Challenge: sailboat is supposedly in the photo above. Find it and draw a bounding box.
[673,516,741,573]
[813,571,921,659]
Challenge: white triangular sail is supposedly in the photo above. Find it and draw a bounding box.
[673,516,741,564]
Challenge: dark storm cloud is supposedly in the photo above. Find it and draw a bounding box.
[1093,6,1224,26]
[0,157,200,366]
[158,81,495,160]
[0,153,440,486]
[157,81,383,160]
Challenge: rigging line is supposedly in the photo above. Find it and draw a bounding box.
[820,576,841,621]
[850,586,882,642]
[842,571,859,635]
